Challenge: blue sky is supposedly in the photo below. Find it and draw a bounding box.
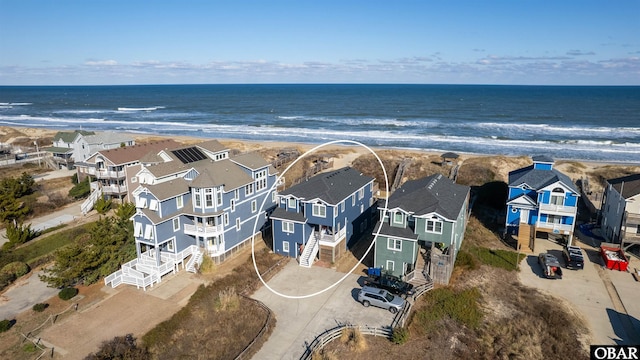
[1,1,639,85]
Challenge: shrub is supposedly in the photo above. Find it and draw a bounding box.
[32,303,49,312]
[85,334,150,360]
[391,326,409,345]
[68,177,91,199]
[0,272,16,290]
[0,319,14,332]
[1,261,30,277]
[215,287,239,312]
[58,287,78,300]
[339,327,367,352]
[198,255,215,274]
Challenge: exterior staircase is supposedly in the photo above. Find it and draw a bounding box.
[81,187,102,215]
[300,233,320,268]
[186,247,203,273]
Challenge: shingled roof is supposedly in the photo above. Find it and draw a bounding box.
[508,167,579,193]
[279,167,374,205]
[95,139,180,165]
[607,173,640,199]
[386,174,469,221]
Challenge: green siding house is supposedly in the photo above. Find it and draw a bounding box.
[373,173,470,284]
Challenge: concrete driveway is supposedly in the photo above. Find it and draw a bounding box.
[518,237,640,346]
[252,259,396,360]
[0,270,59,320]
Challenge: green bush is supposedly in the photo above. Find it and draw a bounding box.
[391,326,409,344]
[0,272,16,290]
[1,261,30,277]
[58,287,78,300]
[0,319,14,333]
[32,303,48,312]
[68,177,91,199]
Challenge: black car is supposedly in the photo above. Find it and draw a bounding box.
[562,245,584,270]
[538,253,563,279]
[363,273,415,296]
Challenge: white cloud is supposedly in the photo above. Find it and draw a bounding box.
[84,60,118,66]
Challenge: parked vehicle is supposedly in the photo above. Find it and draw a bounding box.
[562,245,584,270]
[357,286,406,314]
[364,269,415,296]
[538,253,563,279]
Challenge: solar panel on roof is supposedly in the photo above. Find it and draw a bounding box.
[171,147,207,164]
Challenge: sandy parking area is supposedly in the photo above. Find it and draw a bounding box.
[252,260,396,360]
[518,237,640,346]
[39,271,204,359]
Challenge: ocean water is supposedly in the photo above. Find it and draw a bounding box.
[0,84,639,162]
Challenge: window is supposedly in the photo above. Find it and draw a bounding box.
[547,215,562,224]
[245,183,254,196]
[205,189,213,207]
[235,189,240,200]
[144,225,154,240]
[173,218,180,231]
[251,200,257,213]
[313,204,326,217]
[224,213,229,226]
[231,199,236,212]
[358,188,364,200]
[511,207,518,213]
[134,222,142,237]
[282,221,294,233]
[176,195,183,209]
[283,241,290,253]
[352,194,355,206]
[149,199,159,211]
[216,187,223,206]
[426,218,443,234]
[387,238,402,251]
[341,201,345,212]
[135,196,147,208]
[236,218,241,230]
[550,188,564,205]
[194,192,201,207]
[288,198,296,209]
[393,212,403,224]
[255,170,267,191]
[167,239,174,252]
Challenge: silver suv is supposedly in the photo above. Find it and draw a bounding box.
[357,286,406,314]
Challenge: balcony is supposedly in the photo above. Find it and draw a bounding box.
[95,169,126,180]
[538,203,577,215]
[183,223,224,237]
[536,222,574,234]
[318,227,347,247]
[90,181,127,195]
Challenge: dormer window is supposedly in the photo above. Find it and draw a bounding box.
[393,212,403,224]
[288,198,296,209]
[550,188,564,205]
[426,217,443,234]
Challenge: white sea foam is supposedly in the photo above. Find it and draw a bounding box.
[117,106,164,111]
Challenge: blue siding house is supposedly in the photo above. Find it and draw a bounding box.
[105,140,279,290]
[505,155,580,252]
[270,167,375,267]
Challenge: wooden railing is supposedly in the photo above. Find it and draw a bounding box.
[299,324,393,360]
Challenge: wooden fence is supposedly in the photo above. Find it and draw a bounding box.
[299,324,393,360]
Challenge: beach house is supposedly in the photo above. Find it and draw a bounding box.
[373,174,470,284]
[270,167,376,267]
[505,155,580,252]
[45,130,135,169]
[75,139,179,213]
[600,173,640,252]
[105,140,279,290]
